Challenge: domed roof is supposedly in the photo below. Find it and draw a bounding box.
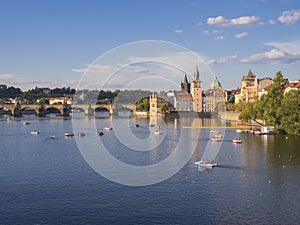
[210,76,222,89]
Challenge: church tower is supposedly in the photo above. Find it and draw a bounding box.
[181,74,191,93]
[191,66,202,112]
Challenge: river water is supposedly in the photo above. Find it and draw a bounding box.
[0,116,299,224]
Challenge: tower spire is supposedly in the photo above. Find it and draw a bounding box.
[194,65,200,81]
[181,73,191,93]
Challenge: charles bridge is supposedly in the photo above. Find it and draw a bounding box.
[0,103,137,117]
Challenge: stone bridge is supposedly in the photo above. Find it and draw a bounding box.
[0,103,137,117]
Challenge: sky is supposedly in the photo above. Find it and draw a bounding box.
[0,0,300,91]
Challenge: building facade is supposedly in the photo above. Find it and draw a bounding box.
[191,66,202,112]
[203,77,227,112]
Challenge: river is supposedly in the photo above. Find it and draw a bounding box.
[0,116,299,224]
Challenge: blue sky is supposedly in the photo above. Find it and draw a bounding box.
[0,0,299,91]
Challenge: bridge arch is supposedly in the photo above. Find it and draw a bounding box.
[22,107,38,116]
[117,107,134,118]
[0,107,12,115]
[45,107,63,116]
[94,107,110,118]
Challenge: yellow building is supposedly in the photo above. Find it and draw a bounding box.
[240,69,258,103]
[149,92,168,116]
[191,66,202,112]
[235,70,274,103]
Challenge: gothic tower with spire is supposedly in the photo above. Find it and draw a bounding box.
[191,65,202,112]
[181,74,191,93]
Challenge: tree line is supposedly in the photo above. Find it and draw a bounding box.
[239,71,300,135]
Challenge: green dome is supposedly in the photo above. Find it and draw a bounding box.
[210,76,222,89]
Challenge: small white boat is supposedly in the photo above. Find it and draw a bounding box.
[233,138,242,144]
[24,122,31,125]
[103,127,113,130]
[236,129,242,133]
[64,132,74,137]
[31,130,39,135]
[194,160,217,167]
[210,130,220,134]
[211,134,224,141]
[49,134,55,139]
[254,130,261,135]
[154,131,162,135]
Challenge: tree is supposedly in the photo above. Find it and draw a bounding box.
[257,71,287,126]
[238,103,260,124]
[136,98,150,111]
[160,103,168,113]
[278,90,300,135]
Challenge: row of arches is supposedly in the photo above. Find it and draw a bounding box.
[0,106,134,117]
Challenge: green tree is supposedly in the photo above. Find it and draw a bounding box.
[238,103,259,124]
[136,98,150,111]
[278,90,300,135]
[160,103,168,113]
[254,71,287,126]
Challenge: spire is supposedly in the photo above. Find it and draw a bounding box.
[184,74,188,84]
[181,73,191,93]
[194,65,200,81]
[246,69,255,78]
[210,76,222,89]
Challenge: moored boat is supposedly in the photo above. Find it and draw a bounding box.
[103,126,113,130]
[154,131,162,135]
[233,138,242,144]
[50,134,55,139]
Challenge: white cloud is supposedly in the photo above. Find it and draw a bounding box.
[174,29,184,34]
[214,36,224,40]
[207,54,238,65]
[203,29,220,35]
[207,15,260,27]
[278,10,300,24]
[240,49,300,64]
[265,40,300,53]
[268,19,276,25]
[235,32,248,39]
[72,64,117,74]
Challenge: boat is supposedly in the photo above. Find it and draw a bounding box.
[49,134,55,139]
[254,130,261,135]
[211,134,224,141]
[96,131,104,136]
[24,122,31,125]
[194,160,217,167]
[236,129,242,133]
[154,131,162,135]
[64,132,74,137]
[135,124,140,128]
[77,132,85,137]
[233,138,242,144]
[31,130,39,135]
[210,130,220,134]
[103,126,113,130]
